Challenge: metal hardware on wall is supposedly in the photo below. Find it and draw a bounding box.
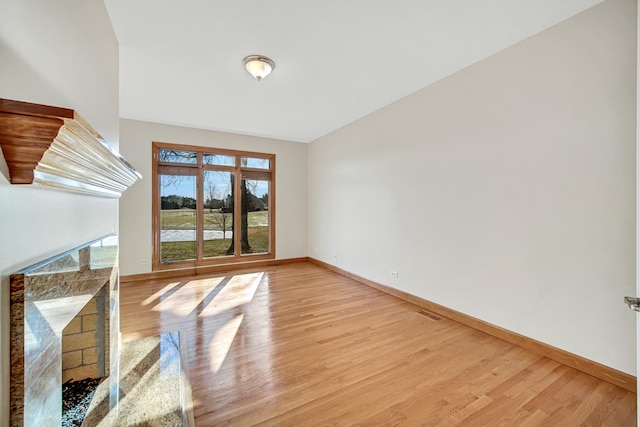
[623,296,640,312]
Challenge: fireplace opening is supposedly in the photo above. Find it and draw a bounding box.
[60,281,109,426]
[62,283,109,382]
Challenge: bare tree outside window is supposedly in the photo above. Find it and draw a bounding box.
[213,212,231,237]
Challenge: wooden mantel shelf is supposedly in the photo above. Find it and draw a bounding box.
[0,98,140,198]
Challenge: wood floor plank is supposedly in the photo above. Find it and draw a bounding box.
[120,262,636,426]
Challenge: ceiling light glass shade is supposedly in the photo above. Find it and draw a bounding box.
[243,55,275,81]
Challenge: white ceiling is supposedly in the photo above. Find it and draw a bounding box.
[105,0,604,143]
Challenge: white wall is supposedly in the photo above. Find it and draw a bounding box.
[309,0,637,374]
[636,0,639,418]
[118,119,308,276]
[0,1,120,426]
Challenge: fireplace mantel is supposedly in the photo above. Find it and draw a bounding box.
[0,98,140,198]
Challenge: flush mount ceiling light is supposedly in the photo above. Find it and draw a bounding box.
[243,55,275,81]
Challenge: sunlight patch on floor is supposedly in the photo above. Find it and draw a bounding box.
[141,281,179,307]
[151,277,226,316]
[198,272,263,317]
[209,313,245,373]
[140,272,265,375]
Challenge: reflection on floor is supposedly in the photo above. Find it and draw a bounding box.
[119,263,637,425]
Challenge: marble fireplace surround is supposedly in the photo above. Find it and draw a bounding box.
[10,235,120,426]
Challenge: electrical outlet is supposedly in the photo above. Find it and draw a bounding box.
[140,259,149,265]
[391,271,399,278]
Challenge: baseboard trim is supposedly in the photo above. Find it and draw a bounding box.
[308,257,637,393]
[121,257,309,284]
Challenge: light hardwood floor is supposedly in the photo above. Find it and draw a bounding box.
[120,262,636,426]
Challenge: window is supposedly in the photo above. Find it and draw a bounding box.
[152,142,275,270]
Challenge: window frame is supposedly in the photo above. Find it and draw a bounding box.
[152,141,275,271]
